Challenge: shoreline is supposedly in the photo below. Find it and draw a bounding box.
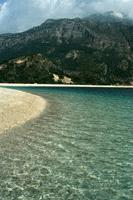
[0,88,47,134]
[0,83,133,88]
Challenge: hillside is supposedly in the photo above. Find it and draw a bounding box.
[0,12,133,84]
[0,54,73,84]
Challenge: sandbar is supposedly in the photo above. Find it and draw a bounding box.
[0,88,46,134]
[0,83,133,88]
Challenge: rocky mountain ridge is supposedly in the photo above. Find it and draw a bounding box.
[0,12,133,84]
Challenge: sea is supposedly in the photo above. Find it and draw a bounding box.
[0,87,133,200]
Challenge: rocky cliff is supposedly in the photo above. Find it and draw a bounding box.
[0,12,133,84]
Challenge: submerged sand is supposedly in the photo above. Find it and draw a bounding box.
[0,88,46,134]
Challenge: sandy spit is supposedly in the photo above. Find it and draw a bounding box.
[0,88,46,134]
[0,83,133,88]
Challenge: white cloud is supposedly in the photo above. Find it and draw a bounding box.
[0,0,133,33]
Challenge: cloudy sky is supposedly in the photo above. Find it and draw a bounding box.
[0,0,132,33]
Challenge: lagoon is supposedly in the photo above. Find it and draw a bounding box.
[0,87,133,199]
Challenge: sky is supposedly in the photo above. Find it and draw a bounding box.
[0,0,6,3]
[0,0,132,33]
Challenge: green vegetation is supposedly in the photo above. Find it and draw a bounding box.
[0,13,133,84]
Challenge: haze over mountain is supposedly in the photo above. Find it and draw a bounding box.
[0,11,133,85]
[0,0,133,33]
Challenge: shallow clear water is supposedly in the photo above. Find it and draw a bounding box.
[0,87,133,200]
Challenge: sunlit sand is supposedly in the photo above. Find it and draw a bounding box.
[0,88,46,134]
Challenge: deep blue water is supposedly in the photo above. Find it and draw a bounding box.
[0,87,133,200]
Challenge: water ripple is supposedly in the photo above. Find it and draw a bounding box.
[0,88,133,199]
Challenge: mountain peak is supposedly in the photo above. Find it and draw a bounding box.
[86,11,132,24]
[105,11,126,19]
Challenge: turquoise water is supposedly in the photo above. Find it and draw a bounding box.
[0,87,133,200]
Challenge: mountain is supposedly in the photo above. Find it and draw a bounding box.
[0,12,133,84]
[87,11,131,23]
[0,54,73,84]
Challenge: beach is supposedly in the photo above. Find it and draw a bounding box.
[0,87,46,134]
[0,86,132,199]
[0,83,133,88]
